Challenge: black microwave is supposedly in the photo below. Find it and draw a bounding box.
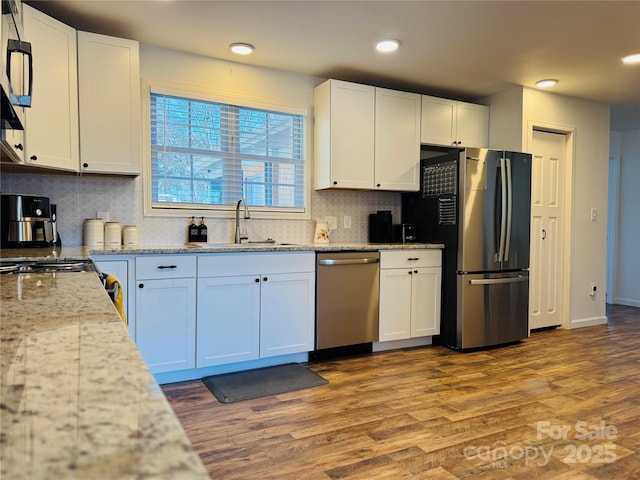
[1,0,32,131]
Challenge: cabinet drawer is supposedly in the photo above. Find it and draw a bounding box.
[380,249,441,269]
[198,252,315,277]
[136,255,196,279]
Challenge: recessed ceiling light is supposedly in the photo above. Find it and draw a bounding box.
[376,39,400,53]
[535,79,558,88]
[230,43,254,55]
[622,53,640,64]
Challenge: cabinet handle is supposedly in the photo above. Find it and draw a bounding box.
[83,163,89,168]
[407,257,419,261]
[255,278,260,283]
[138,283,144,288]
[376,183,381,188]
[414,270,418,274]
[157,265,177,269]
[14,144,23,151]
[408,270,413,275]
[30,155,37,161]
[263,277,268,282]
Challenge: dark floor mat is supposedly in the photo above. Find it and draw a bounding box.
[202,363,328,403]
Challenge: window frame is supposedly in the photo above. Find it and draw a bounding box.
[142,81,311,220]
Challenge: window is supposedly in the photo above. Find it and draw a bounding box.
[149,89,307,215]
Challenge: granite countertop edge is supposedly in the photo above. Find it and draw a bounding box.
[0,271,210,479]
[2,242,444,260]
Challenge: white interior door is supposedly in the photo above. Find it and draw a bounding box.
[529,130,566,329]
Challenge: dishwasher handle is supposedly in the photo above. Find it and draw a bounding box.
[318,258,380,266]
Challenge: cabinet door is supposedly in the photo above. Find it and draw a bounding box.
[135,278,196,373]
[196,276,260,367]
[420,96,457,146]
[379,268,412,341]
[1,128,25,163]
[22,5,78,171]
[260,272,315,357]
[411,267,442,337]
[314,80,374,189]
[78,32,141,175]
[456,102,489,148]
[374,88,421,191]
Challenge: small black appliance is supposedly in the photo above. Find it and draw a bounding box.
[368,210,393,243]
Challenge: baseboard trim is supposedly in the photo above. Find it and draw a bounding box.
[153,352,309,385]
[570,316,608,329]
[612,298,640,308]
[372,336,432,352]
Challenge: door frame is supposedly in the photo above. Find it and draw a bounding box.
[606,156,620,304]
[526,120,576,329]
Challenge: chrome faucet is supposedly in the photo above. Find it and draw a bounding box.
[235,199,251,243]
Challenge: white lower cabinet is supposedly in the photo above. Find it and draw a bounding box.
[379,250,442,341]
[134,256,196,373]
[197,252,315,368]
[259,271,315,358]
[197,275,261,366]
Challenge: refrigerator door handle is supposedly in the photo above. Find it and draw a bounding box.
[498,158,507,262]
[468,276,528,286]
[504,157,513,262]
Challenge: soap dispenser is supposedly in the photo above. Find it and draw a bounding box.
[198,217,208,243]
[188,217,199,243]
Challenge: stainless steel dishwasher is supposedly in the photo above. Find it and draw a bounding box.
[315,251,380,351]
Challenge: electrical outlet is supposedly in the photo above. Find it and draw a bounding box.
[589,283,597,297]
[97,211,109,221]
[324,216,337,229]
[343,215,352,229]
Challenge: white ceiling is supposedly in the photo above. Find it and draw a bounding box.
[26,0,640,131]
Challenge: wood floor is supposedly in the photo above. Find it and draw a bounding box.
[163,305,640,479]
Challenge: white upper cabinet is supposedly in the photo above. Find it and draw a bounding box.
[22,4,78,171]
[77,32,141,175]
[314,79,420,192]
[456,101,490,147]
[421,95,489,148]
[374,87,421,191]
[314,79,375,189]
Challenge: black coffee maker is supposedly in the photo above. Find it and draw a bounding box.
[368,210,393,243]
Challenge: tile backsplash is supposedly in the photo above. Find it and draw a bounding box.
[1,172,401,246]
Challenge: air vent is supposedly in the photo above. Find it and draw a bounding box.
[422,161,457,198]
[438,197,456,225]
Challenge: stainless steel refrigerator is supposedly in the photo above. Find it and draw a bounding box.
[402,147,532,349]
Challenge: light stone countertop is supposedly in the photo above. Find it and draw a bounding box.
[0,240,443,478]
[0,271,210,479]
[2,242,443,261]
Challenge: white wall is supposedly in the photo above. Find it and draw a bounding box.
[613,129,640,306]
[1,44,401,246]
[484,86,611,328]
[522,88,610,328]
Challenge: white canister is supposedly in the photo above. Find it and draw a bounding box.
[84,219,104,247]
[122,225,139,246]
[104,222,121,246]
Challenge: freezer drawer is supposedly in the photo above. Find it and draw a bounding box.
[456,271,529,349]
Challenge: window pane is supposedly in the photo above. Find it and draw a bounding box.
[150,91,305,211]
